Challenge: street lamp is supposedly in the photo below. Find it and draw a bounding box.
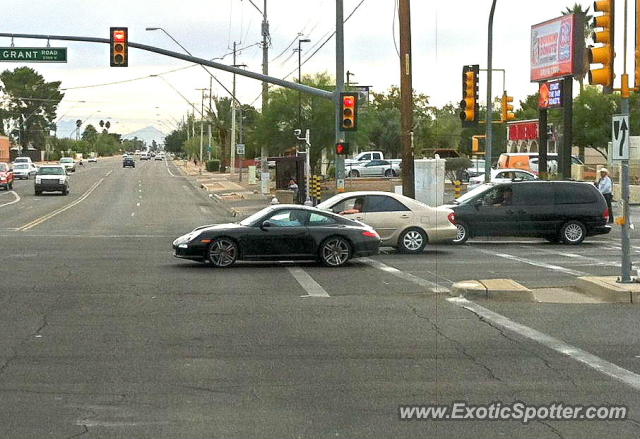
[296,38,311,129]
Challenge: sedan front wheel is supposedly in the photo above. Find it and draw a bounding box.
[208,238,239,267]
[452,223,470,245]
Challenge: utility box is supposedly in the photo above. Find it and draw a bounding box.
[414,158,446,206]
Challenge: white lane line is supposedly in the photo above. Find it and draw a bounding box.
[136,202,141,207]
[287,267,330,298]
[17,178,104,231]
[165,160,179,177]
[105,170,113,177]
[447,296,640,391]
[478,250,588,277]
[131,212,135,217]
[523,246,622,268]
[358,257,451,293]
[199,206,208,214]
[0,191,20,208]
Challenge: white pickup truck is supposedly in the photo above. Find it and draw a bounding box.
[345,151,401,167]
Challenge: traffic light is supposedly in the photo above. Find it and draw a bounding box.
[459,64,479,127]
[340,93,358,131]
[588,0,614,92]
[335,142,350,155]
[110,27,128,67]
[500,92,515,123]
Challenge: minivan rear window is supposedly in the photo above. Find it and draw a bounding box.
[554,184,598,204]
[512,183,553,205]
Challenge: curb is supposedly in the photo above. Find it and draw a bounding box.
[575,276,640,303]
[450,279,534,302]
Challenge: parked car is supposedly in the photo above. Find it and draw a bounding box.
[123,156,135,168]
[462,159,486,181]
[497,153,583,175]
[347,159,400,178]
[173,205,380,267]
[468,168,538,189]
[0,162,14,190]
[12,162,38,179]
[140,152,150,160]
[35,165,69,195]
[154,153,165,161]
[88,156,98,163]
[446,181,610,245]
[317,191,458,253]
[59,157,76,172]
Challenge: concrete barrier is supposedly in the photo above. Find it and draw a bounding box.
[275,190,295,204]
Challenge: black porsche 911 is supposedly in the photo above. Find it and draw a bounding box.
[172,205,381,267]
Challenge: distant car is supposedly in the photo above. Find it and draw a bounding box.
[446,181,610,245]
[12,162,38,179]
[140,152,150,160]
[0,162,14,190]
[347,159,400,178]
[123,156,135,168]
[35,165,69,195]
[59,157,76,172]
[317,191,458,253]
[173,205,381,267]
[462,159,486,181]
[88,156,98,163]
[12,157,33,166]
[468,168,538,190]
[154,153,164,161]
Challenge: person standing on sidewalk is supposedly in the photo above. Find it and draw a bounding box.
[597,168,613,223]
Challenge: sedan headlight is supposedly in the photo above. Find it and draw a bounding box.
[35,177,42,184]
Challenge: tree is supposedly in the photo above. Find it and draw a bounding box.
[572,86,618,159]
[81,124,98,144]
[165,124,188,154]
[562,3,593,92]
[0,67,64,148]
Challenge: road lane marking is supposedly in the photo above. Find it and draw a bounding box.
[0,191,20,208]
[136,202,140,207]
[16,178,104,231]
[105,170,112,177]
[447,296,640,391]
[287,267,330,297]
[199,206,208,214]
[358,258,450,293]
[131,212,135,217]
[478,250,588,276]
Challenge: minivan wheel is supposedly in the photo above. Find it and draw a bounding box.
[398,228,427,253]
[560,221,586,245]
[348,170,360,178]
[452,223,470,245]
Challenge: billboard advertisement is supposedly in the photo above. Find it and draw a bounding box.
[530,14,582,82]
[539,80,563,109]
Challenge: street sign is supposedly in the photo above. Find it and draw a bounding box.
[612,115,630,160]
[0,47,67,63]
[236,144,245,155]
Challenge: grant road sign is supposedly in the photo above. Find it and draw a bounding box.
[0,47,67,63]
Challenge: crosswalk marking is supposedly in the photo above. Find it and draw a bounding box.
[358,258,450,293]
[287,267,330,298]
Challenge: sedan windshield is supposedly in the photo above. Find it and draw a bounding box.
[38,167,64,175]
[14,164,29,169]
[60,158,73,163]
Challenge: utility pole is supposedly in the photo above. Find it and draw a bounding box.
[335,0,345,192]
[398,0,415,198]
[620,0,632,282]
[197,88,206,174]
[260,0,270,194]
[297,38,311,130]
[485,0,497,183]
[230,41,237,175]
[208,76,213,161]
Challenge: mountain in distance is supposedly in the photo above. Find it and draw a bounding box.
[123,125,166,147]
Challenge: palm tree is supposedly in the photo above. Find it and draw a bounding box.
[562,3,594,92]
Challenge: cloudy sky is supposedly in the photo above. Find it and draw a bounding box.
[0,0,628,137]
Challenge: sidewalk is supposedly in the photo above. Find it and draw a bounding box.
[175,160,272,218]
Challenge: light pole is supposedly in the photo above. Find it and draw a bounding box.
[484,0,497,183]
[295,129,312,206]
[196,88,207,174]
[296,38,311,130]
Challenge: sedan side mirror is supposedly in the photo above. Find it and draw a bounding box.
[260,220,273,230]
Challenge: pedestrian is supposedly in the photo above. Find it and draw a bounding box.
[288,177,299,202]
[597,168,613,223]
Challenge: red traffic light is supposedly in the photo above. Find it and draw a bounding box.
[343,96,354,107]
[113,30,126,42]
[110,27,128,67]
[335,142,349,155]
[340,92,358,131]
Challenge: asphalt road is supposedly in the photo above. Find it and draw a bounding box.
[1,157,639,439]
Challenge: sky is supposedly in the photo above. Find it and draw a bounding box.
[0,0,631,138]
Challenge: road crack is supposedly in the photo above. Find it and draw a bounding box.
[409,305,501,382]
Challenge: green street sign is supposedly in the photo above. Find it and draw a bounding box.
[0,47,67,63]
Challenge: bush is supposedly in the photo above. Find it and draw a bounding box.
[445,157,472,183]
[206,160,221,172]
[327,166,336,178]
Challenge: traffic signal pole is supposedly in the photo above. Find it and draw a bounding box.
[335,0,346,192]
[484,0,497,183]
[620,0,632,282]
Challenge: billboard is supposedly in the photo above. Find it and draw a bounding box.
[530,14,582,82]
[508,121,539,141]
[539,81,563,109]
